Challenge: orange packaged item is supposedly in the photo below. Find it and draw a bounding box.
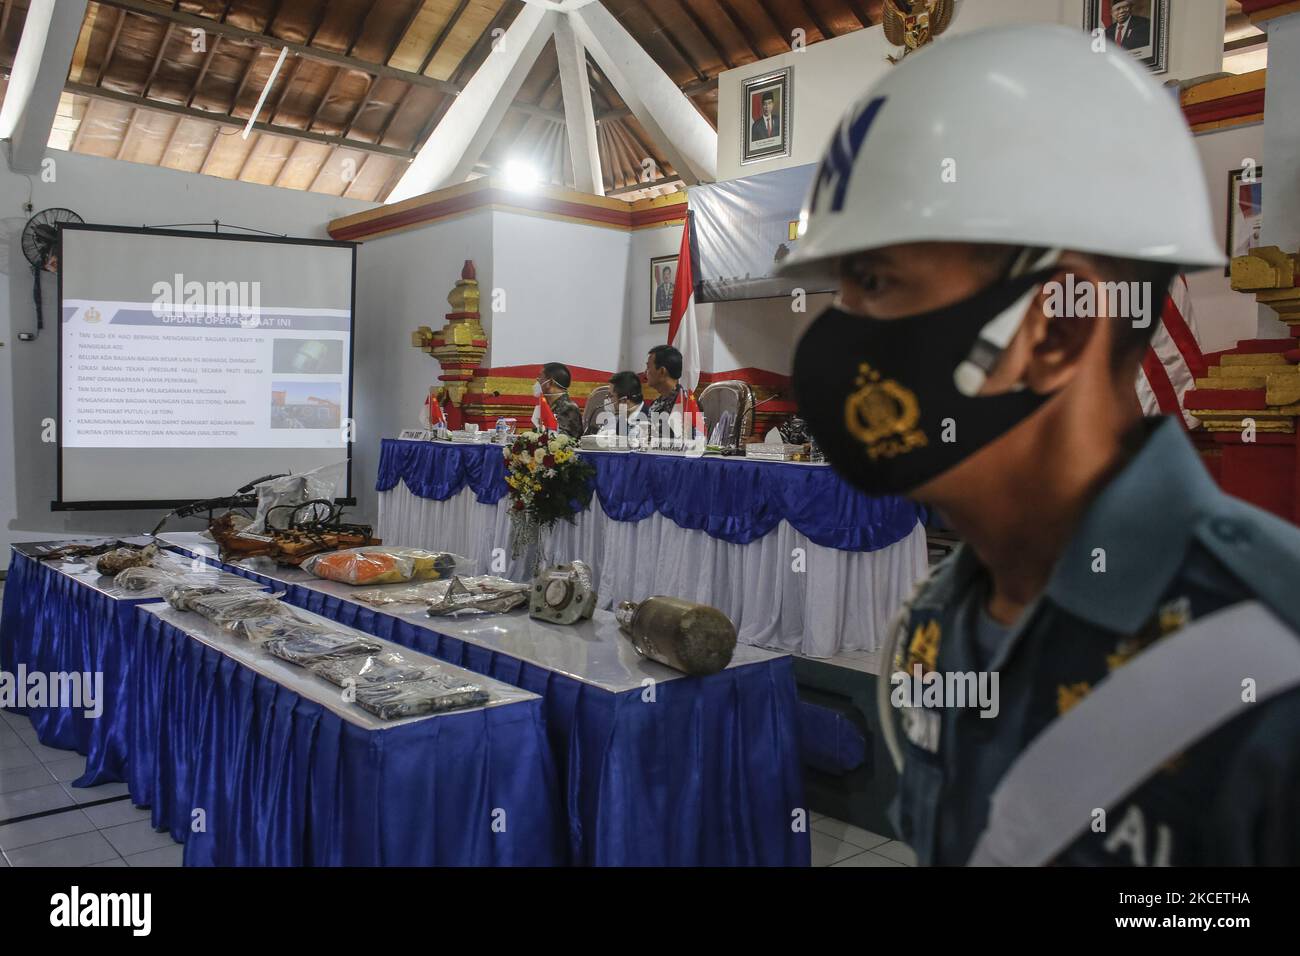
[306,549,414,586]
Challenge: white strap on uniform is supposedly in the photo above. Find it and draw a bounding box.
[968,601,1300,866]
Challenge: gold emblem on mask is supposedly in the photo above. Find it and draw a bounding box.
[905,619,941,675]
[845,363,928,460]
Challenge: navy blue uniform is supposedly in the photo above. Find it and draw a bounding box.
[888,418,1300,865]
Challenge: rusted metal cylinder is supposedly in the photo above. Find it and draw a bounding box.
[616,596,738,676]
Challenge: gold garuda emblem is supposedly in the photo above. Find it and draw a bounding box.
[884,0,954,63]
[845,362,928,460]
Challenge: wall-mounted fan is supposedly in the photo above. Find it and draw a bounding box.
[21,207,83,336]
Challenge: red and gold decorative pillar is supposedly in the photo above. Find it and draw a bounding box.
[1184,247,1300,521]
[411,260,489,429]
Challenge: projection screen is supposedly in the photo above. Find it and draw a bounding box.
[56,224,356,509]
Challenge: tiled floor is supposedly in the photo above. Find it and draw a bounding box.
[0,708,183,868]
[810,812,916,867]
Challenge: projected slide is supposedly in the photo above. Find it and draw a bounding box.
[58,225,355,507]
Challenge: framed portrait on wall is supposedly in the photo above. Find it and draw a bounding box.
[650,255,677,324]
[1083,0,1169,74]
[741,67,792,166]
[1226,164,1263,276]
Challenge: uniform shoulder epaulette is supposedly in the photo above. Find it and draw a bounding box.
[1193,495,1300,637]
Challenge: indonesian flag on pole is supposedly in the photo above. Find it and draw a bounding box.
[667,212,701,394]
[1136,275,1206,429]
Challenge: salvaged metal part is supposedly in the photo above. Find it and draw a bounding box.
[426,576,529,617]
[616,596,738,676]
[96,543,158,576]
[529,561,597,625]
[207,512,378,566]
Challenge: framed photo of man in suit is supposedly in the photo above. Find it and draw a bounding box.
[741,68,792,166]
[650,255,677,324]
[1226,165,1263,277]
[1083,0,1169,74]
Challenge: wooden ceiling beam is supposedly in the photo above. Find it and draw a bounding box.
[343,0,375,58]
[788,0,837,40]
[639,0,708,84]
[235,131,262,179]
[264,52,302,125]
[341,151,373,198]
[263,0,286,34]
[404,1,520,153]
[713,0,765,62]
[158,112,185,165]
[307,144,338,192]
[198,124,223,175]
[65,80,418,160]
[845,0,876,28]
[305,0,330,46]
[419,0,472,75]
[70,98,97,152]
[94,0,462,95]
[271,138,300,187]
[341,6,429,141]
[668,0,734,71]
[140,23,175,98]
[115,107,139,159]
[184,36,220,107]
[227,46,265,116]
[91,7,128,87]
[304,65,345,132]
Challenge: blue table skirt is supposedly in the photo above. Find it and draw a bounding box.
[128,611,564,866]
[0,552,144,787]
[168,552,810,866]
[377,439,921,552]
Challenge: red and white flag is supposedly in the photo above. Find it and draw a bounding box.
[1136,275,1206,429]
[667,213,701,394]
[425,391,446,429]
[535,394,559,432]
[672,387,706,438]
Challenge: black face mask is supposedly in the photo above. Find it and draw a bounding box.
[793,269,1055,496]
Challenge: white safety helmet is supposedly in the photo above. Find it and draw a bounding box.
[780,24,1225,280]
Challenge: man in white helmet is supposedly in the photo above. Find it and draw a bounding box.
[784,25,1300,865]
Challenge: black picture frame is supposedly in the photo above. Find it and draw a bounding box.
[741,67,793,166]
[1225,164,1263,277]
[650,254,677,324]
[1083,0,1170,75]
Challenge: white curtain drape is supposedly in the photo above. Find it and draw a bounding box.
[379,480,928,658]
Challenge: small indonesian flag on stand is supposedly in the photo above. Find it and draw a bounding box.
[425,390,446,430]
[536,394,559,432]
[681,389,705,438]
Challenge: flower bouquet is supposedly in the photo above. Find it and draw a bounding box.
[503,431,595,571]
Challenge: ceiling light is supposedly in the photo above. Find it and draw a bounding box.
[503,159,542,192]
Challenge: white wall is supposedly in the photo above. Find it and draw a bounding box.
[350,208,494,525]
[1258,12,1300,339]
[716,0,1223,182]
[0,149,370,564]
[490,211,630,369]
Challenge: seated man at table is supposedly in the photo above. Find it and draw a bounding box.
[587,370,645,436]
[643,345,701,441]
[534,362,584,440]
